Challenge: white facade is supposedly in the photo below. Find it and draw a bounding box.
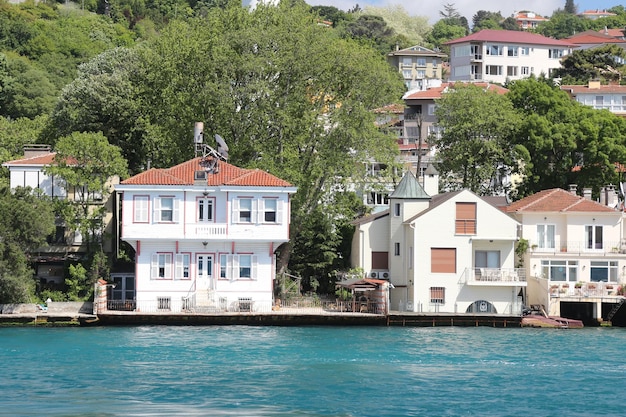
[561,81,626,116]
[505,187,626,320]
[116,157,296,313]
[445,29,575,84]
[352,172,524,315]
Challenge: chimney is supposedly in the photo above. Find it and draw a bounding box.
[588,79,601,89]
[583,188,592,200]
[23,144,51,158]
[602,185,618,207]
[569,184,578,194]
[423,163,439,196]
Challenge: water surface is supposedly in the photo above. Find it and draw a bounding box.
[1,326,623,416]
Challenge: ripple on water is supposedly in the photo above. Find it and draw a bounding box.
[1,326,625,416]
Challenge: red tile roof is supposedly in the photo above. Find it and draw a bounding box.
[599,28,626,38]
[514,12,548,21]
[121,157,293,187]
[561,84,626,95]
[444,29,577,47]
[2,152,78,166]
[403,82,508,100]
[566,30,623,44]
[504,188,616,213]
[373,103,405,114]
[3,152,58,166]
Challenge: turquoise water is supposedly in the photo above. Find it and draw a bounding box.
[1,326,625,416]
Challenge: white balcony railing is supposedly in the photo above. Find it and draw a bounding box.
[464,267,527,286]
[194,224,227,238]
[549,281,624,298]
[530,241,625,255]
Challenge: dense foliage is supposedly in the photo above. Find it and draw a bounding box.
[3,0,626,301]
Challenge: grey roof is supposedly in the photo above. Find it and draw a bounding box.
[424,163,439,176]
[389,171,431,199]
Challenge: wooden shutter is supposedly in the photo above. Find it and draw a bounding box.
[371,252,389,269]
[151,253,159,279]
[456,202,476,234]
[173,199,180,223]
[431,248,456,273]
[251,255,258,280]
[175,254,183,279]
[276,200,283,224]
[154,197,161,222]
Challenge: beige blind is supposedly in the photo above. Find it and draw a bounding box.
[431,248,456,273]
[456,202,476,234]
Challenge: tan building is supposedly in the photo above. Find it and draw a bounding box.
[387,45,447,91]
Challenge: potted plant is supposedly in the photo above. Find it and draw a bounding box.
[575,282,583,289]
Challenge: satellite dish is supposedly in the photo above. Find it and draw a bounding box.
[215,134,229,152]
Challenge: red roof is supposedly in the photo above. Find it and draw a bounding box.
[567,30,623,44]
[504,188,616,213]
[403,82,508,100]
[599,28,626,38]
[514,12,548,21]
[3,152,58,166]
[2,152,78,166]
[121,157,293,187]
[373,103,405,114]
[561,84,626,95]
[444,29,577,47]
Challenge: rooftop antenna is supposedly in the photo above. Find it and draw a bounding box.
[193,122,228,174]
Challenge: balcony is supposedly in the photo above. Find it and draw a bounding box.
[194,223,227,239]
[530,241,626,256]
[549,281,623,298]
[464,267,527,286]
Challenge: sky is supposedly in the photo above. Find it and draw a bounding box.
[301,0,622,25]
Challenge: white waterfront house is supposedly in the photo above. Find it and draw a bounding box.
[115,153,297,313]
[351,170,525,315]
[444,29,577,84]
[504,186,626,323]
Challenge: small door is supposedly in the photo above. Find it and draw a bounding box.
[196,254,214,290]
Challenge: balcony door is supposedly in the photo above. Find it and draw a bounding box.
[475,251,500,269]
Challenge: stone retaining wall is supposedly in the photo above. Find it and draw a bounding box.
[0,302,93,314]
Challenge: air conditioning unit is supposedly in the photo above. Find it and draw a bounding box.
[369,271,378,278]
[382,272,390,279]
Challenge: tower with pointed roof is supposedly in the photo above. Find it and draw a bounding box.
[388,171,431,282]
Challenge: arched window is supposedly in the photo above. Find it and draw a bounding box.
[466,300,497,314]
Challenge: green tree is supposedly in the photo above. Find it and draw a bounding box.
[564,0,576,14]
[0,115,48,168]
[362,5,430,46]
[0,186,55,303]
[500,17,519,31]
[472,10,504,32]
[507,76,626,197]
[310,5,352,27]
[139,3,404,274]
[45,132,128,253]
[536,10,589,39]
[1,53,57,119]
[339,14,398,54]
[433,84,523,195]
[48,47,152,172]
[555,44,626,84]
